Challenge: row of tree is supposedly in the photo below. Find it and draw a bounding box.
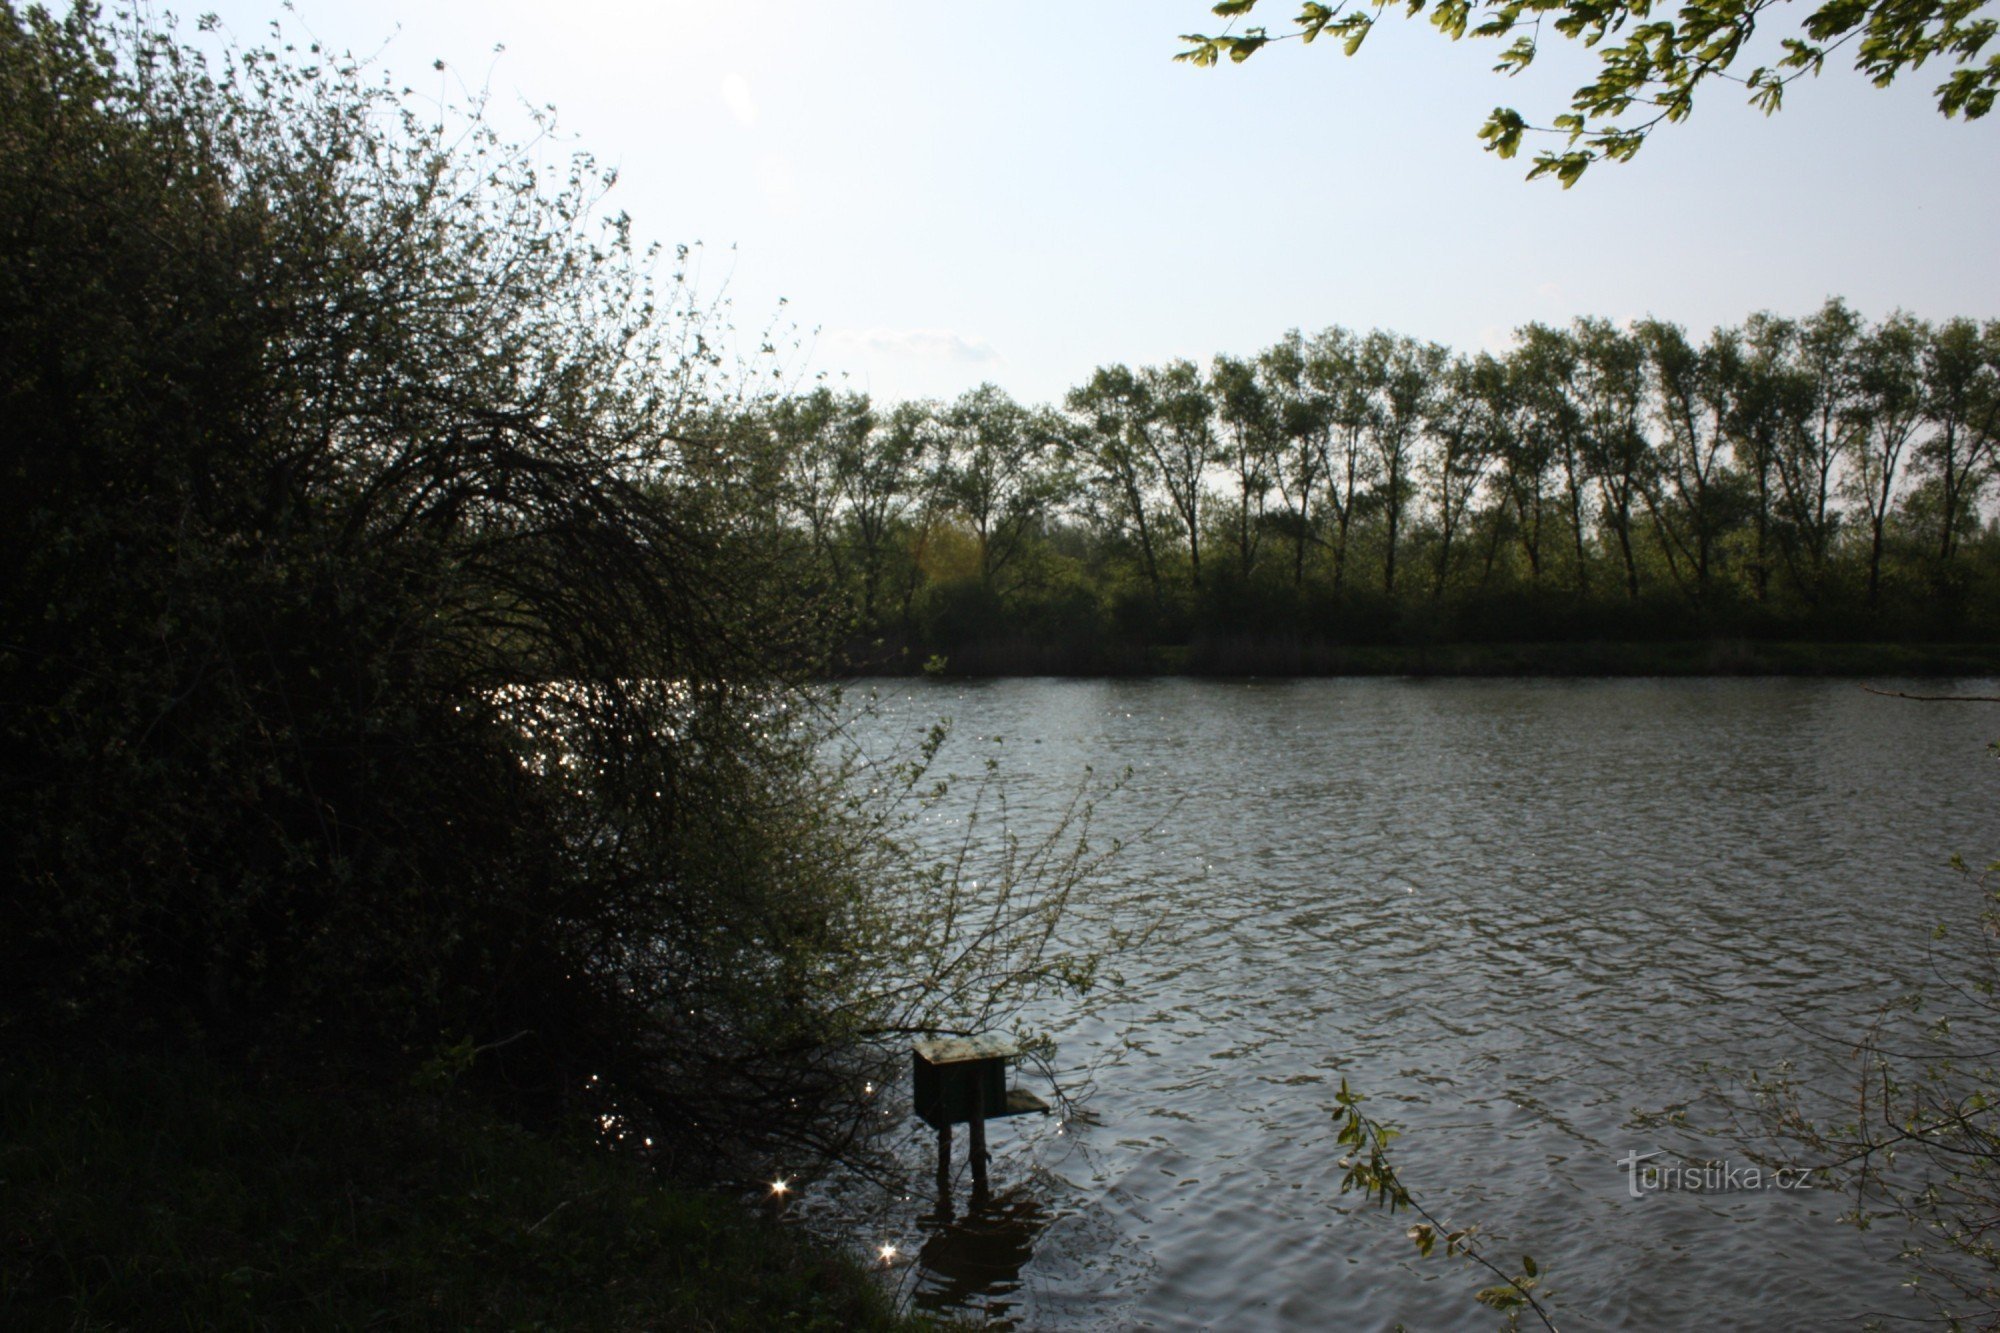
[714,301,2000,665]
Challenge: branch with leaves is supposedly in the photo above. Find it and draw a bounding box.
[1331,1080,1558,1329]
[1738,857,2000,1327]
[1177,0,1999,184]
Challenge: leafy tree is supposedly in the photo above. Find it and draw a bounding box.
[1773,299,1865,603]
[1211,352,1280,576]
[834,394,928,627]
[1511,323,1593,595]
[877,399,953,633]
[1308,327,1379,590]
[1066,365,1169,601]
[1846,310,1930,609]
[766,387,888,605]
[1573,317,1652,601]
[1364,332,1447,595]
[1420,355,1498,597]
[759,300,2000,667]
[937,384,1066,592]
[1138,360,1222,588]
[0,0,843,1162]
[0,3,1101,1183]
[1176,0,2000,183]
[1637,319,1737,605]
[1722,312,1814,604]
[1490,345,1556,584]
[1914,316,2000,567]
[1257,330,1336,587]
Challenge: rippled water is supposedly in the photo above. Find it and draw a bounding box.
[831,678,2000,1330]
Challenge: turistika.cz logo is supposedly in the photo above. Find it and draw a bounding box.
[1618,1150,1815,1199]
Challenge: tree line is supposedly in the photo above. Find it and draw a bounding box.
[723,302,2000,671]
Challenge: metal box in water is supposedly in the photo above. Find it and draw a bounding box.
[912,1034,1030,1130]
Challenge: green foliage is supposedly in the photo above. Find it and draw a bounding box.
[1330,1080,1554,1329]
[773,303,2000,674]
[0,1,1039,1181]
[1175,0,1999,182]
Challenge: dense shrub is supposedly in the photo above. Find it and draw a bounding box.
[0,3,887,1172]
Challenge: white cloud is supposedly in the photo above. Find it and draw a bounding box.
[826,327,1003,364]
[720,72,758,128]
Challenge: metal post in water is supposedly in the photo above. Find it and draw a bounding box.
[935,1120,953,1214]
[967,1082,990,1204]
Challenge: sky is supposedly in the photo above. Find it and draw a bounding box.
[196,0,2000,406]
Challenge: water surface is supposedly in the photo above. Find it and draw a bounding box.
[835,678,2000,1330]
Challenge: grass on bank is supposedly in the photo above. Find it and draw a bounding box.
[0,1048,924,1332]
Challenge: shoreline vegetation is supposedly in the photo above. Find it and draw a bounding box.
[741,305,2000,688]
[856,632,2000,676]
[0,1047,919,1332]
[3,10,972,1331]
[861,639,2000,678]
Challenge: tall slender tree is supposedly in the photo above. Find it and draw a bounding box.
[1307,328,1377,591]
[1573,318,1650,602]
[1066,365,1166,602]
[1514,323,1592,594]
[1365,332,1447,596]
[1137,360,1220,587]
[1211,353,1279,576]
[838,398,927,627]
[1258,331,1333,587]
[1724,314,1812,603]
[1773,299,1863,604]
[1421,356,1496,598]
[1637,320,1736,605]
[1915,317,2000,566]
[1847,311,1929,609]
[1491,346,1552,584]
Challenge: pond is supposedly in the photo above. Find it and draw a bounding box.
[830,677,2000,1330]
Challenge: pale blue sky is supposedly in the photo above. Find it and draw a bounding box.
[200,1,1998,404]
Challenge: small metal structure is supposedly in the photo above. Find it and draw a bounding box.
[912,1034,1048,1206]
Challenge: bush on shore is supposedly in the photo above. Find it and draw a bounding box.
[0,1047,921,1331]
